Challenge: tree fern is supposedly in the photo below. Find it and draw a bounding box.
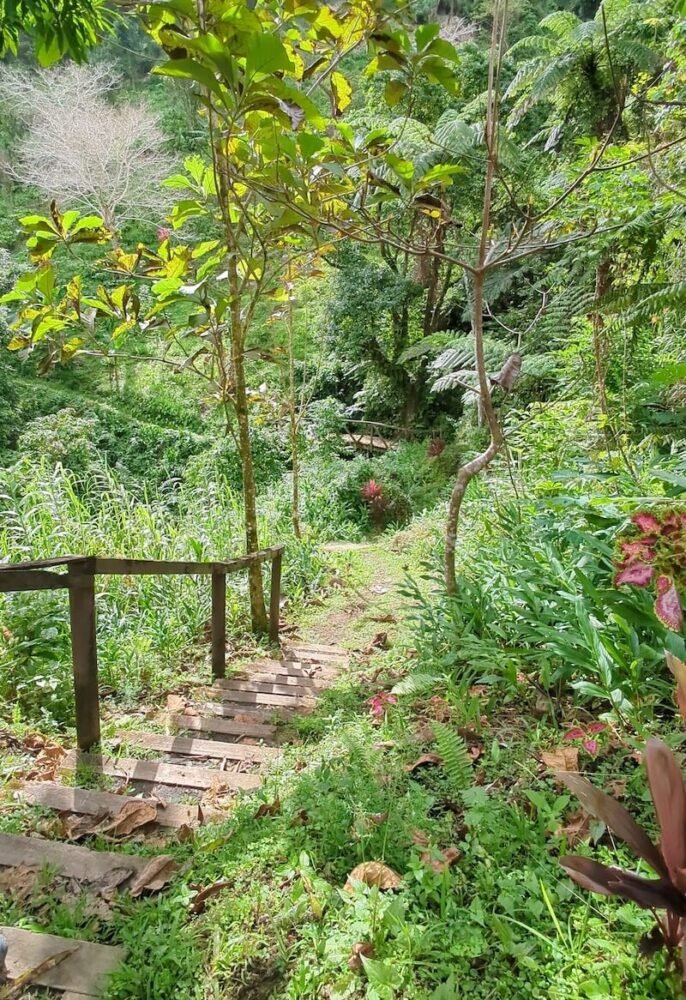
[432,721,473,798]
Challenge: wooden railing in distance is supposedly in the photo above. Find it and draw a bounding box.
[0,546,285,751]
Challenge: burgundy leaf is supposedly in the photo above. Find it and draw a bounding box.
[608,869,686,915]
[645,738,686,890]
[632,512,662,534]
[560,856,617,896]
[655,577,684,631]
[614,562,654,587]
[558,772,666,877]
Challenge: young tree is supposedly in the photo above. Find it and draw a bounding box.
[0,63,172,229]
[2,1,456,628]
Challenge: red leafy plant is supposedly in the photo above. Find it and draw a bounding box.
[558,738,686,982]
[563,721,606,756]
[427,438,446,458]
[614,509,686,631]
[367,691,397,719]
[361,479,387,528]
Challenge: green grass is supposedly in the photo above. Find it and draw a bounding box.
[1,539,683,999]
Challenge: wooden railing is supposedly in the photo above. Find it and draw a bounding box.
[0,546,284,751]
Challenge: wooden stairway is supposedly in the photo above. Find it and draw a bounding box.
[1,641,349,997]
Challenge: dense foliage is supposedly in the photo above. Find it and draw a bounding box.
[2,0,686,996]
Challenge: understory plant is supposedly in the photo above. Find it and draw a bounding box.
[559,738,686,987]
[615,509,686,631]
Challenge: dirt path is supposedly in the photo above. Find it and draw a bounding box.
[301,542,406,649]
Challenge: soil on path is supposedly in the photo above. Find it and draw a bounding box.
[300,541,408,650]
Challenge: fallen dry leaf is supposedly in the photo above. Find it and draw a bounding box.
[406,753,443,772]
[100,799,158,837]
[166,694,188,713]
[254,799,281,819]
[370,614,397,624]
[556,810,591,848]
[541,747,579,772]
[364,632,389,654]
[348,941,374,971]
[344,861,402,892]
[90,866,136,902]
[419,846,461,874]
[0,864,39,904]
[129,855,179,898]
[290,809,309,827]
[189,878,232,915]
[411,830,430,847]
[177,824,195,844]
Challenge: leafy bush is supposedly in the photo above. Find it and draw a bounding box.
[17,408,100,474]
[408,495,686,718]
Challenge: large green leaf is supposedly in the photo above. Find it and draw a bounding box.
[245,34,291,81]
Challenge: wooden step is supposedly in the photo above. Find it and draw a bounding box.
[202,702,296,723]
[18,782,205,829]
[116,731,278,763]
[213,677,323,699]
[62,752,261,792]
[282,642,350,663]
[1,926,124,997]
[228,669,330,690]
[0,832,149,882]
[283,646,348,665]
[170,713,276,741]
[213,688,315,709]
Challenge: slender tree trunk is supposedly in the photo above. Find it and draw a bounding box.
[592,257,612,420]
[228,256,268,632]
[287,296,302,539]
[444,2,508,594]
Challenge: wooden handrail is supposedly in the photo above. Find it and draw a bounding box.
[0,546,285,750]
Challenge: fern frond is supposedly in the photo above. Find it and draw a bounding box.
[392,671,443,696]
[432,722,473,797]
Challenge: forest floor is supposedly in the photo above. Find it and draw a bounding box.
[0,535,678,999]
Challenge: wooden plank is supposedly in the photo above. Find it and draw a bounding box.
[0,569,70,593]
[68,570,100,751]
[116,731,278,762]
[170,714,276,741]
[211,572,226,680]
[62,752,261,791]
[1,926,124,997]
[243,660,342,681]
[283,641,347,656]
[203,702,295,723]
[0,833,149,881]
[92,545,284,577]
[213,678,320,699]
[226,671,330,690]
[18,782,205,829]
[282,648,348,665]
[214,687,314,709]
[0,555,89,571]
[269,548,282,643]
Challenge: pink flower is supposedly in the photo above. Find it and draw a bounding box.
[157,226,172,242]
[368,691,397,718]
[614,562,654,587]
[655,575,684,631]
[361,479,384,503]
[631,512,662,534]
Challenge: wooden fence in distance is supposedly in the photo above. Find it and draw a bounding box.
[0,547,284,751]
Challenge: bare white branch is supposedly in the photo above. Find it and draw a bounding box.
[0,63,173,228]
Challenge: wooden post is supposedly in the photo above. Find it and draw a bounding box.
[68,570,100,750]
[211,572,226,679]
[269,550,282,644]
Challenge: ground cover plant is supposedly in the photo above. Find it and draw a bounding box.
[1,0,686,997]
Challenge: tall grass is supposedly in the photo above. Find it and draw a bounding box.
[0,458,332,729]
